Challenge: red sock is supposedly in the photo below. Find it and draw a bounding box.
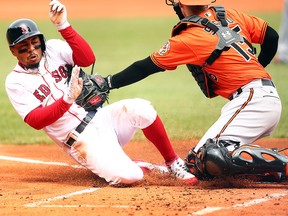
[142,115,177,164]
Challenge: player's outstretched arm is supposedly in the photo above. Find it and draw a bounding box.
[48,0,95,67]
[107,57,164,89]
[49,0,69,30]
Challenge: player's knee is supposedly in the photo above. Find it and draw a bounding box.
[125,98,157,128]
[109,166,144,185]
[119,169,144,184]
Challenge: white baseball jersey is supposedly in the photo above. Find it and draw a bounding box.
[6,39,86,144]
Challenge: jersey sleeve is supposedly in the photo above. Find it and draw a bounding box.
[227,9,268,44]
[151,28,212,70]
[59,26,96,67]
[24,98,71,130]
[151,36,196,70]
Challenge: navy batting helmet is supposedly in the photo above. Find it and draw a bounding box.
[6,18,46,52]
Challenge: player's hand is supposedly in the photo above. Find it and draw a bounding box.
[49,0,69,30]
[63,65,83,104]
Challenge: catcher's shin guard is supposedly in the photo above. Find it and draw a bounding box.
[188,139,288,177]
[231,145,288,175]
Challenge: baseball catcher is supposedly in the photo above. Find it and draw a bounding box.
[104,0,287,182]
[66,65,110,111]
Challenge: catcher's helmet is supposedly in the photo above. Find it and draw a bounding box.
[6,18,46,52]
[179,0,215,5]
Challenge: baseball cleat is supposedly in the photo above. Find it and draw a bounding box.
[133,160,169,174]
[167,157,199,185]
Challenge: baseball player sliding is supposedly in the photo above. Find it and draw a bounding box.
[105,0,288,181]
[5,0,198,185]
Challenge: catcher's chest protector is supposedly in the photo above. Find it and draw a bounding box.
[171,6,253,98]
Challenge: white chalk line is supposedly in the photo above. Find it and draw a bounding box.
[23,188,100,207]
[0,155,83,169]
[39,205,137,208]
[28,192,288,210]
[1,155,287,211]
[0,155,104,208]
[191,192,288,215]
[1,155,136,209]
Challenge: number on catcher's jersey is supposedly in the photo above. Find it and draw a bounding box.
[230,25,256,62]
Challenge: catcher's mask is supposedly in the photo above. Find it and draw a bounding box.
[6,18,46,52]
[166,0,216,6]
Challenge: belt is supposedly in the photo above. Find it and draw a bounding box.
[65,111,97,146]
[229,78,275,100]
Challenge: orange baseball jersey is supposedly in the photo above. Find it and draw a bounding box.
[151,8,271,99]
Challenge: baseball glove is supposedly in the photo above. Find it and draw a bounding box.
[66,66,110,111]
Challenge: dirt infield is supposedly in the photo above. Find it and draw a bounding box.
[1,0,287,216]
[1,139,288,216]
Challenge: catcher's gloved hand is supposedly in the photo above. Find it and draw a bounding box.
[67,66,110,111]
[49,0,69,30]
[63,65,83,104]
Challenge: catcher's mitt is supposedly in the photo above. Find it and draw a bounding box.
[67,66,110,111]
